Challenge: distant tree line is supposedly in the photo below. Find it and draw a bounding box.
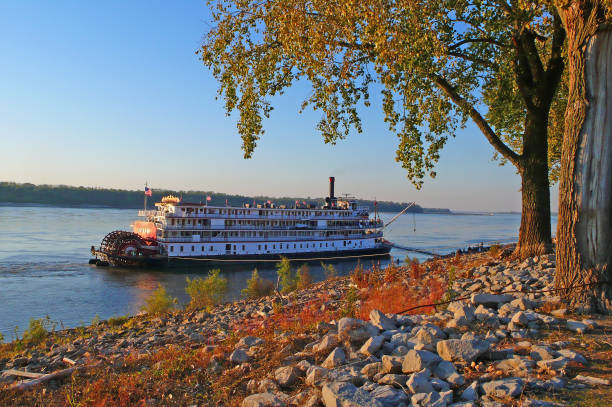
[0,182,446,213]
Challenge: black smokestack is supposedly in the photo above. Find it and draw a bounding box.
[329,177,335,199]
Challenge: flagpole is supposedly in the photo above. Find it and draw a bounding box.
[144,182,148,211]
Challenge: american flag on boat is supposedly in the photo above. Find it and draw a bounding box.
[144,187,152,196]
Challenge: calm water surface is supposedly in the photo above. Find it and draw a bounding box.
[0,205,556,340]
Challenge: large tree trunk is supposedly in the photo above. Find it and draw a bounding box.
[555,1,611,313]
[515,114,553,259]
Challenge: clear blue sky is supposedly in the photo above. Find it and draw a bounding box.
[0,1,558,212]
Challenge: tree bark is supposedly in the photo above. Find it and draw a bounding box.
[555,0,611,313]
[515,114,554,258]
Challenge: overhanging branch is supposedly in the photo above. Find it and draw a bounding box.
[432,75,521,167]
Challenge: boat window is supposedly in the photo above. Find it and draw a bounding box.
[170,246,174,252]
[191,246,194,251]
[242,245,245,251]
[180,246,184,252]
[210,246,213,251]
[258,245,261,250]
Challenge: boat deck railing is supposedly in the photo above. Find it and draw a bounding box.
[158,233,382,243]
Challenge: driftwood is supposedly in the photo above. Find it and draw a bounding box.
[10,366,79,391]
[62,357,76,366]
[1,369,44,379]
[9,362,99,392]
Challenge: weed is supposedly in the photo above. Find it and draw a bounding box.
[350,264,373,289]
[276,257,298,294]
[65,376,87,407]
[489,243,502,258]
[405,256,419,266]
[321,262,336,279]
[242,268,275,299]
[141,284,177,315]
[441,266,458,305]
[108,315,129,327]
[383,264,401,284]
[296,264,312,289]
[0,332,3,342]
[91,314,101,326]
[341,286,360,317]
[186,269,228,310]
[22,315,55,345]
[272,300,283,314]
[408,259,423,280]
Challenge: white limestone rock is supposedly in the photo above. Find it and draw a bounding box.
[436,339,490,363]
[369,309,397,331]
[321,381,384,407]
[322,347,346,369]
[480,378,524,398]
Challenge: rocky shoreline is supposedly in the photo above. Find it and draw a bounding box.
[1,250,611,406]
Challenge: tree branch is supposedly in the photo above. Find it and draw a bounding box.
[512,35,537,111]
[448,37,506,49]
[448,51,500,70]
[520,30,545,83]
[432,75,521,166]
[541,11,566,106]
[545,11,566,75]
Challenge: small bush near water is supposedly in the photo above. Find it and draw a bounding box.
[141,284,177,315]
[321,262,336,279]
[108,315,129,327]
[488,243,502,258]
[23,315,56,344]
[186,269,228,310]
[276,257,298,294]
[296,264,312,289]
[242,269,275,299]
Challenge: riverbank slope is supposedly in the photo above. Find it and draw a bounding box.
[1,249,610,406]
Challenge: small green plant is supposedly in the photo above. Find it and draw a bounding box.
[276,257,298,294]
[489,243,502,258]
[405,256,419,266]
[186,269,228,310]
[441,266,458,305]
[91,314,101,326]
[321,262,336,279]
[65,376,84,407]
[341,286,360,317]
[272,300,283,314]
[0,332,4,342]
[141,284,177,315]
[242,269,275,299]
[296,263,312,289]
[22,315,55,344]
[107,315,129,327]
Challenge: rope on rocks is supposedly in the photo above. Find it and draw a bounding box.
[396,281,609,315]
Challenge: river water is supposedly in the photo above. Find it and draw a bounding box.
[0,205,556,340]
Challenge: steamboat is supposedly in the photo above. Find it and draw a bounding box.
[91,177,391,267]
